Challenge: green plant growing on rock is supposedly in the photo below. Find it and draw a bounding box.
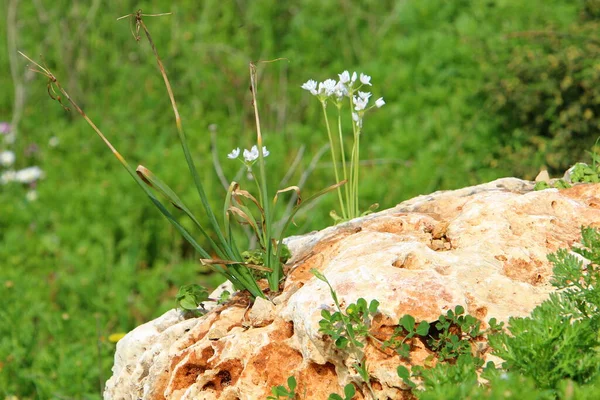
[328,383,357,400]
[382,314,430,360]
[404,226,600,398]
[489,226,600,392]
[427,305,483,361]
[267,376,298,400]
[311,268,378,399]
[19,10,342,302]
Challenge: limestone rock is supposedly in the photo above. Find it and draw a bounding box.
[104,178,600,400]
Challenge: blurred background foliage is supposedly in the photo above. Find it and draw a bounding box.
[0,0,599,397]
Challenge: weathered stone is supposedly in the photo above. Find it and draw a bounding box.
[104,178,600,400]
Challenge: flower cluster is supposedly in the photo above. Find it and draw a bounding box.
[301,70,385,113]
[1,166,45,185]
[228,145,270,163]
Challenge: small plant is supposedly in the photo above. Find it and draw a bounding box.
[311,268,378,399]
[328,383,356,400]
[302,72,384,222]
[20,10,343,301]
[175,284,210,316]
[382,314,430,360]
[490,226,600,391]
[267,376,298,400]
[534,161,600,190]
[427,305,482,361]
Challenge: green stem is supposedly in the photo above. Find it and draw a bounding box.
[322,101,347,220]
[337,106,351,219]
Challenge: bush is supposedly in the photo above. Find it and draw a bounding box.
[481,18,600,177]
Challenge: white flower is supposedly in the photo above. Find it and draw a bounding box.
[375,97,385,108]
[26,190,38,202]
[352,112,363,128]
[243,145,269,162]
[0,170,15,185]
[15,166,44,184]
[360,73,372,86]
[338,71,350,84]
[318,79,337,96]
[353,95,369,111]
[351,71,357,84]
[227,147,240,159]
[48,136,60,147]
[301,79,318,95]
[0,150,15,167]
[334,81,348,99]
[358,91,371,101]
[243,147,257,162]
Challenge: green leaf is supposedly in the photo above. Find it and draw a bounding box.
[335,336,349,349]
[343,383,356,399]
[311,268,327,282]
[287,376,297,392]
[356,298,367,311]
[400,314,415,332]
[368,299,380,314]
[416,320,430,336]
[176,284,209,310]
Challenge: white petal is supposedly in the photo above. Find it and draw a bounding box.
[301,80,318,96]
[375,97,385,108]
[360,73,372,86]
[338,71,350,83]
[358,91,371,100]
[227,147,240,159]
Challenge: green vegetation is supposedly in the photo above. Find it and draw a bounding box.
[303,227,600,399]
[2,0,600,398]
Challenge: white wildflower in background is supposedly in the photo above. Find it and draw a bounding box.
[48,136,60,147]
[15,166,44,184]
[0,170,15,185]
[26,190,38,202]
[0,150,15,167]
[301,80,318,95]
[227,148,240,159]
[375,97,385,108]
[359,73,372,86]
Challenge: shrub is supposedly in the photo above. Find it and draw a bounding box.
[481,18,600,177]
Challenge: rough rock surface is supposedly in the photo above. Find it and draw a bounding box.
[104,178,600,400]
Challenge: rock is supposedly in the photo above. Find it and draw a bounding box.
[104,178,600,400]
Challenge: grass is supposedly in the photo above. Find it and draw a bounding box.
[0,0,591,397]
